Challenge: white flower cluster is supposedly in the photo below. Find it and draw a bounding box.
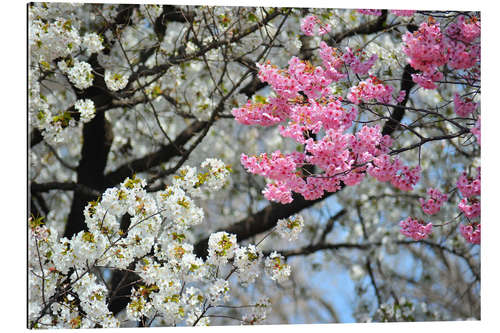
[74,98,96,123]
[172,158,231,198]
[207,231,238,265]
[39,119,77,145]
[64,60,94,90]
[208,279,231,305]
[82,32,104,55]
[265,251,291,282]
[375,299,416,322]
[276,214,304,241]
[28,221,59,325]
[28,158,291,328]
[242,297,272,325]
[29,16,81,64]
[200,158,231,191]
[282,31,302,55]
[70,273,120,327]
[27,5,98,146]
[234,245,262,285]
[157,186,204,231]
[172,166,198,191]
[104,70,130,91]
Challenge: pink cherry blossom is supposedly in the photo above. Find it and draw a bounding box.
[288,57,332,99]
[342,47,378,75]
[458,198,480,219]
[232,98,287,126]
[233,39,424,204]
[390,10,416,17]
[399,217,432,241]
[256,62,300,99]
[456,169,480,198]
[453,93,477,117]
[402,19,447,74]
[419,188,448,215]
[411,71,443,90]
[319,41,347,82]
[402,16,481,89]
[300,15,331,36]
[356,9,382,16]
[347,76,394,105]
[367,154,401,182]
[263,182,293,204]
[459,223,480,244]
[391,165,421,191]
[445,16,480,70]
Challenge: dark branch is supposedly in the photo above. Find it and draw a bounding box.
[329,10,389,45]
[31,182,101,197]
[194,190,339,258]
[381,64,418,136]
[103,120,206,188]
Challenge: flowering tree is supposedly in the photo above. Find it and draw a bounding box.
[28,3,480,328]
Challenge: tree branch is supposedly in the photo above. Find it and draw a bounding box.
[102,119,206,188]
[31,181,101,197]
[194,191,339,258]
[328,10,389,45]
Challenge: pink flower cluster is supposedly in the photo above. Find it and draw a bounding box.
[399,217,432,240]
[402,16,481,89]
[233,39,422,204]
[256,61,300,99]
[351,124,393,157]
[456,168,481,219]
[241,151,307,203]
[288,57,332,99]
[240,123,399,203]
[402,19,446,73]
[342,47,378,75]
[356,9,382,16]
[459,223,480,244]
[445,16,480,70]
[402,19,447,89]
[239,117,419,203]
[262,182,294,204]
[396,90,407,103]
[319,42,347,82]
[347,76,394,105]
[458,198,480,219]
[253,58,335,102]
[390,10,416,17]
[419,188,448,215]
[368,155,421,192]
[318,42,378,81]
[232,98,288,126]
[300,15,331,36]
[410,71,443,90]
[233,55,360,131]
[453,93,477,117]
[457,168,480,198]
[278,98,356,144]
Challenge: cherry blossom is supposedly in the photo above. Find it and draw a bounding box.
[399,217,433,241]
[300,15,331,36]
[460,223,481,244]
[419,188,448,215]
[357,9,382,16]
